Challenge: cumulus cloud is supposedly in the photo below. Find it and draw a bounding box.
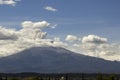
[21,21,33,28]
[19,29,47,40]
[20,21,50,40]
[64,34,120,61]
[65,35,80,42]
[0,26,18,40]
[0,0,19,6]
[82,35,107,44]
[22,21,50,29]
[0,21,120,61]
[0,20,67,57]
[85,43,120,61]
[0,20,52,57]
[69,40,120,61]
[53,37,67,47]
[44,6,57,12]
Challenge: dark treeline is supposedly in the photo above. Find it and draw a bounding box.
[0,73,120,80]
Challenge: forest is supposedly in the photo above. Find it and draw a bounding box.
[0,73,120,80]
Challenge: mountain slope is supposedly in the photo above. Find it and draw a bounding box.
[0,47,120,73]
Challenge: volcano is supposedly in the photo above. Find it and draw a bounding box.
[0,47,120,73]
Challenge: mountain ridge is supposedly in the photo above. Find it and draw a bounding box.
[0,47,120,73]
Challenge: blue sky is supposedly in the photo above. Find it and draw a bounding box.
[0,0,120,60]
[0,0,120,42]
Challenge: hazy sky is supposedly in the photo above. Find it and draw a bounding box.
[0,0,120,61]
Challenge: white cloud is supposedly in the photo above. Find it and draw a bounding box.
[44,6,57,12]
[33,21,50,29]
[64,34,120,61]
[21,21,33,28]
[0,26,18,40]
[82,35,107,44]
[21,21,50,40]
[0,0,19,6]
[53,37,68,48]
[22,21,50,29]
[19,28,47,40]
[0,20,67,57]
[54,37,60,42]
[50,24,57,29]
[70,41,120,61]
[0,20,52,57]
[65,35,80,42]
[1,21,120,61]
